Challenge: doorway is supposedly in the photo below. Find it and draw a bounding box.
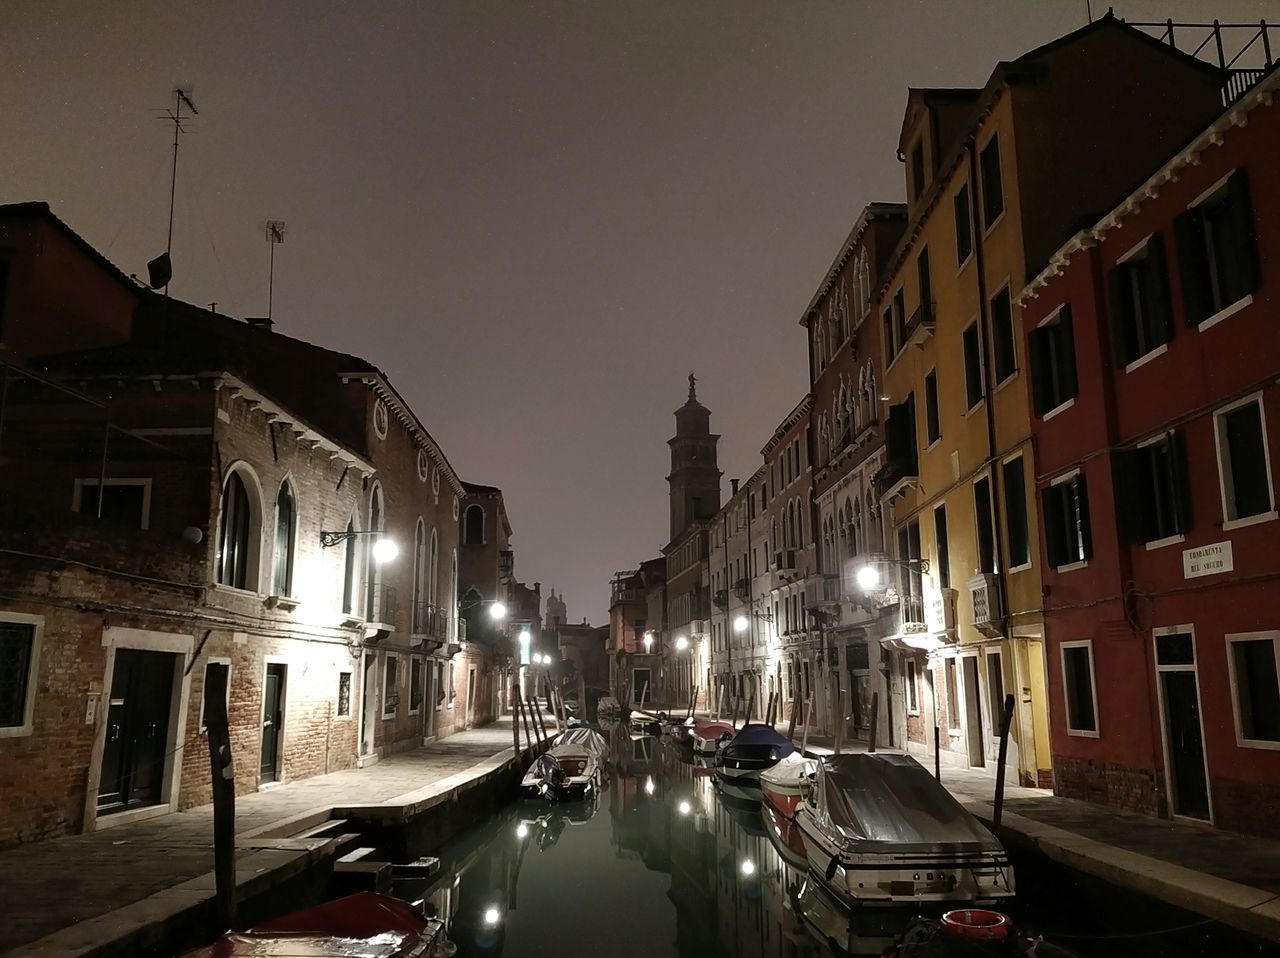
[466,666,477,727]
[260,663,287,784]
[632,668,652,707]
[1155,630,1211,821]
[98,649,177,813]
[360,652,378,757]
[962,654,985,767]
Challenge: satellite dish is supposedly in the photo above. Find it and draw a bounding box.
[147,252,172,290]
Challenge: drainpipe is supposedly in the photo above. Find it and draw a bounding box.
[966,141,1014,763]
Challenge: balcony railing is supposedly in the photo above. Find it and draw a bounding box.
[774,549,797,573]
[903,301,935,348]
[410,602,449,640]
[899,592,926,634]
[365,584,397,625]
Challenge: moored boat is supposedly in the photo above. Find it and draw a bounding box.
[520,728,607,800]
[713,724,795,783]
[759,749,812,819]
[796,753,1015,908]
[690,718,736,754]
[180,891,447,957]
[761,799,809,870]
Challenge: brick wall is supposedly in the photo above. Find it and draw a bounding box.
[1052,754,1162,817]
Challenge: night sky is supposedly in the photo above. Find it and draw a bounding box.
[4,1,1273,622]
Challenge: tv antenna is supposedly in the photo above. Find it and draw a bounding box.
[151,86,198,293]
[264,221,287,321]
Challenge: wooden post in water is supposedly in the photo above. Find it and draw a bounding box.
[531,692,549,745]
[687,684,697,719]
[868,691,879,753]
[730,695,740,729]
[516,687,535,752]
[511,683,522,755]
[204,664,237,931]
[744,691,755,727]
[800,697,813,756]
[785,693,798,743]
[993,693,1016,828]
[934,725,942,781]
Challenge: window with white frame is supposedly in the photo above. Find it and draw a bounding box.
[990,286,1017,384]
[409,656,424,714]
[986,650,1006,732]
[1227,632,1280,745]
[0,615,41,735]
[1174,168,1258,328]
[1029,305,1078,416]
[383,654,399,718]
[1061,641,1099,735]
[412,519,426,634]
[73,478,151,529]
[1117,431,1191,544]
[979,133,1004,228]
[337,671,352,717]
[1003,456,1030,569]
[217,467,261,590]
[341,516,359,616]
[963,319,984,410]
[1108,235,1173,366]
[272,481,296,597]
[1044,471,1092,569]
[1214,396,1275,525]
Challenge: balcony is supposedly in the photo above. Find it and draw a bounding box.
[410,602,449,642]
[774,549,797,573]
[925,587,959,637]
[498,549,514,581]
[968,573,1003,638]
[903,301,935,348]
[712,589,729,610]
[899,592,927,635]
[733,577,751,601]
[364,584,397,626]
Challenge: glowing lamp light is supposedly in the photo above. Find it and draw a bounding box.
[644,776,655,795]
[675,635,689,652]
[483,906,501,926]
[677,800,692,816]
[643,631,654,652]
[371,538,399,564]
[518,630,531,648]
[856,565,881,592]
[489,601,508,620]
[740,859,756,876]
[733,615,749,633]
[516,822,529,839]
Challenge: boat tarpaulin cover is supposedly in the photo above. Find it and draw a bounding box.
[726,724,796,756]
[553,727,608,761]
[810,753,1003,854]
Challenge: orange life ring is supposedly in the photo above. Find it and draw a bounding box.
[939,909,1011,940]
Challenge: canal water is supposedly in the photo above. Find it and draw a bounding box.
[391,729,1271,958]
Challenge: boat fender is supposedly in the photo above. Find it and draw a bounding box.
[939,909,1012,940]
[824,854,841,881]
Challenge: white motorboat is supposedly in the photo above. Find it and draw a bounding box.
[795,753,1015,908]
[759,750,813,819]
[690,719,736,755]
[520,728,607,800]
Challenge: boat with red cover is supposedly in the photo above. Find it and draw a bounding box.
[690,718,735,754]
[180,891,446,957]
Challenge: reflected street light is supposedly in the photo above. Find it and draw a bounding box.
[677,800,692,815]
[483,906,501,926]
[740,859,756,876]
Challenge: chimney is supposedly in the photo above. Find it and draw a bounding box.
[245,317,274,331]
[730,478,740,496]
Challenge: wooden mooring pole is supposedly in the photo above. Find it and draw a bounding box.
[511,683,522,755]
[785,694,798,743]
[687,684,697,719]
[993,693,1016,828]
[204,664,237,931]
[834,683,843,755]
[800,697,814,756]
[934,725,942,781]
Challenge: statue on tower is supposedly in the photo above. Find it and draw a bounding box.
[688,371,697,402]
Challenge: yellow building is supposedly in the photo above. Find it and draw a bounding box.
[875,16,1227,785]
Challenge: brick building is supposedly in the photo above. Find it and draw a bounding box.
[1018,69,1280,834]
[0,204,512,848]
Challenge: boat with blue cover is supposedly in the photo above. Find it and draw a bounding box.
[713,723,796,784]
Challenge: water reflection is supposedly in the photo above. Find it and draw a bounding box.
[402,728,874,957]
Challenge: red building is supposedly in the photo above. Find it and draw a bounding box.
[1019,71,1280,835]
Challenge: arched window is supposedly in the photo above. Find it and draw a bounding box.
[217,467,261,590]
[814,316,827,371]
[449,551,459,644]
[342,515,358,615]
[855,250,871,320]
[412,519,426,633]
[463,504,485,545]
[852,498,863,558]
[272,481,296,597]
[864,363,877,425]
[365,485,385,621]
[429,529,439,608]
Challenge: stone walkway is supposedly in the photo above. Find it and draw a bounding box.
[0,718,521,956]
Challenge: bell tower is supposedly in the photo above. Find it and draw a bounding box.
[667,373,722,541]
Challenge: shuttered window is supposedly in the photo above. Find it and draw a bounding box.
[0,622,36,728]
[954,184,973,266]
[273,483,295,597]
[1028,305,1078,416]
[885,393,919,484]
[973,476,997,575]
[1173,169,1259,327]
[1215,399,1274,522]
[963,321,984,410]
[217,471,253,589]
[1229,636,1280,743]
[1003,457,1030,568]
[924,369,940,445]
[882,305,896,366]
[1062,643,1098,734]
[933,505,951,590]
[1115,432,1191,544]
[990,287,1017,383]
[1108,235,1173,367]
[980,134,1004,228]
[1044,472,1092,568]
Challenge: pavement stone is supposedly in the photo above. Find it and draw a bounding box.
[0,717,521,956]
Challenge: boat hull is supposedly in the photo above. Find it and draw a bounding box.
[761,781,804,819]
[795,804,1016,908]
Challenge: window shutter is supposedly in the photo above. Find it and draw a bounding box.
[1107,265,1136,366]
[1076,475,1093,561]
[1168,429,1193,535]
[1173,207,1210,327]
[1144,234,1174,347]
[1227,168,1260,300]
[1028,325,1051,416]
[1058,305,1078,401]
[1042,486,1063,568]
[1112,449,1148,545]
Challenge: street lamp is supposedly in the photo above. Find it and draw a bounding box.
[854,554,930,592]
[856,565,881,592]
[518,629,531,649]
[733,615,749,633]
[489,601,508,620]
[675,635,689,652]
[643,630,654,653]
[319,528,399,563]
